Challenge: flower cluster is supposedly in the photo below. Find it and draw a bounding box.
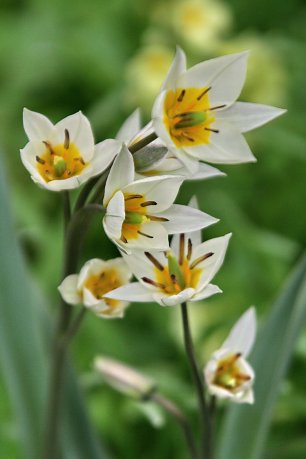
[20,48,284,402]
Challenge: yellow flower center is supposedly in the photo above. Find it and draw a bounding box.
[84,268,122,314]
[163,86,220,147]
[36,138,87,182]
[213,353,251,392]
[155,257,201,294]
[142,237,211,295]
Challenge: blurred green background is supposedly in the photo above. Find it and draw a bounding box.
[1,0,306,458]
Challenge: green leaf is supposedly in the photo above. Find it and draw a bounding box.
[0,156,110,459]
[217,254,306,459]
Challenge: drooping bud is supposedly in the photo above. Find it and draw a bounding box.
[174,111,207,129]
[167,252,185,289]
[94,356,156,399]
[53,155,67,177]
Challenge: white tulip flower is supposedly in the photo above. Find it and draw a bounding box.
[102,146,217,253]
[105,198,230,306]
[204,307,256,404]
[58,258,132,319]
[20,108,120,191]
[152,47,286,172]
[118,109,225,181]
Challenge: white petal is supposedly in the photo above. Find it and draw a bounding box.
[129,120,155,146]
[174,149,200,174]
[188,163,225,180]
[77,258,107,288]
[103,190,125,240]
[83,287,106,308]
[152,92,176,146]
[23,108,55,142]
[160,46,187,91]
[104,145,135,205]
[55,111,95,161]
[20,142,48,186]
[123,175,183,213]
[104,282,154,303]
[158,204,218,234]
[58,274,81,305]
[184,122,256,164]
[122,250,166,283]
[237,388,254,404]
[216,102,286,133]
[171,196,202,255]
[221,307,256,358]
[192,233,231,290]
[89,139,122,178]
[122,221,170,252]
[178,52,248,106]
[116,109,141,144]
[153,288,195,306]
[189,284,222,302]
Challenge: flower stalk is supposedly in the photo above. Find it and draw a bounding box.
[180,302,212,459]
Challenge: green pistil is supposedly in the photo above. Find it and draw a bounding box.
[124,212,145,224]
[53,156,67,177]
[167,253,185,289]
[174,111,207,129]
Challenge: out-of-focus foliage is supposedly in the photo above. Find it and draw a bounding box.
[0,0,306,458]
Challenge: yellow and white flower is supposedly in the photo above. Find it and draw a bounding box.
[102,147,218,253]
[204,307,256,404]
[105,198,230,306]
[58,258,132,319]
[20,108,120,191]
[152,47,286,172]
[118,109,225,180]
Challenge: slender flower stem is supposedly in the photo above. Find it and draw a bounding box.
[44,204,104,459]
[151,393,199,459]
[60,308,87,349]
[180,302,212,459]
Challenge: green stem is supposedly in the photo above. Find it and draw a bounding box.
[151,393,199,459]
[44,204,104,459]
[180,302,212,459]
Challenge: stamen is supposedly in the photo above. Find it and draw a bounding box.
[197,86,211,100]
[121,235,128,243]
[36,155,45,164]
[147,215,169,222]
[187,238,192,260]
[179,233,185,265]
[137,230,153,239]
[64,129,70,149]
[140,201,157,207]
[205,127,219,134]
[237,374,251,382]
[74,157,85,165]
[209,104,226,112]
[142,277,165,289]
[125,194,143,201]
[181,132,195,142]
[43,141,55,155]
[177,89,186,102]
[190,251,214,269]
[145,252,164,271]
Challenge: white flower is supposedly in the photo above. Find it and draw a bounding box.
[152,47,286,173]
[20,108,120,191]
[119,109,225,181]
[105,197,229,306]
[94,356,155,398]
[204,307,256,404]
[102,147,217,253]
[58,258,132,319]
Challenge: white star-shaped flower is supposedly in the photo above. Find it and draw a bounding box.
[204,307,256,404]
[152,47,286,173]
[102,148,218,253]
[20,108,120,191]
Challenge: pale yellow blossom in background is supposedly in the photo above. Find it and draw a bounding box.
[125,44,173,114]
